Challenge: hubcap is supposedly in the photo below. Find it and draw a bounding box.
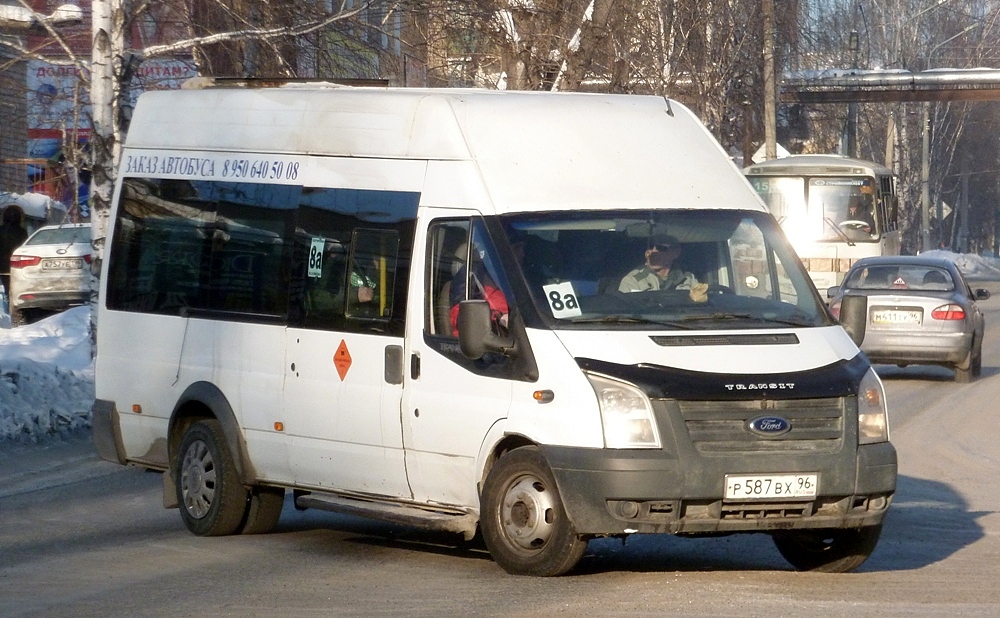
[180,439,216,519]
[500,475,556,551]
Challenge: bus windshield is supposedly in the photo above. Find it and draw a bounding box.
[749,175,879,243]
[499,209,833,331]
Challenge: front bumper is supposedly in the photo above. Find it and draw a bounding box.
[541,441,896,536]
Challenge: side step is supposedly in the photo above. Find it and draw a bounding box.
[295,492,479,540]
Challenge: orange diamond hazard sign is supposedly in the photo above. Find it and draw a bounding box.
[334,340,352,380]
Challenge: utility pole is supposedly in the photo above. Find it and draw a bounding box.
[762,0,777,160]
[920,102,931,253]
[846,31,859,158]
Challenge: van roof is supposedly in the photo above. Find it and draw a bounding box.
[125,86,764,214]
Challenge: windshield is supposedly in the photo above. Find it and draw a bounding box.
[844,264,955,292]
[500,210,832,331]
[26,225,90,245]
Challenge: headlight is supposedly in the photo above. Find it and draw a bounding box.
[858,367,889,444]
[586,372,660,449]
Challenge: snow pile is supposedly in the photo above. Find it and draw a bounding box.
[0,306,94,443]
[920,250,1000,281]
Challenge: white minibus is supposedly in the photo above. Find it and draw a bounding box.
[93,84,895,576]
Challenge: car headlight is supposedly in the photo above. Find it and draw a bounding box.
[586,372,660,449]
[858,367,890,444]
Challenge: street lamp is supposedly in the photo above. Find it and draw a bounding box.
[0,3,82,32]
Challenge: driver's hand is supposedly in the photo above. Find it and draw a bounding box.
[689,283,709,303]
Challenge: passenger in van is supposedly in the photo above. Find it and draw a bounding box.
[449,256,509,337]
[618,234,709,301]
[306,246,347,315]
[305,239,384,319]
[349,265,377,304]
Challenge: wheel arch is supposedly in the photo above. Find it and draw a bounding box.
[478,429,537,495]
[168,381,256,485]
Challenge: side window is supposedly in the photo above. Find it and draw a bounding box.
[295,188,417,335]
[107,178,417,335]
[426,219,471,337]
[425,218,511,338]
[106,178,297,319]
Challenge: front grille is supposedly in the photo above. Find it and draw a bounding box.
[677,397,846,454]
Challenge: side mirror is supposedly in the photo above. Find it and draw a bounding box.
[838,294,868,348]
[827,285,841,299]
[457,300,515,360]
[975,289,991,301]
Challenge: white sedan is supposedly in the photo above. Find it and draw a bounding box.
[9,223,91,326]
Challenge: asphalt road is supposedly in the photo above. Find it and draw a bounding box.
[3,285,1000,617]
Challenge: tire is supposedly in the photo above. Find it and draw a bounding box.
[10,306,24,328]
[955,344,978,383]
[480,447,587,576]
[772,524,883,573]
[240,486,285,535]
[175,419,248,536]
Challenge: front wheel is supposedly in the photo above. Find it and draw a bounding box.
[772,524,882,573]
[480,447,587,576]
[175,419,248,536]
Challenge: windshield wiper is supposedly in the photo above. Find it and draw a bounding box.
[567,315,698,329]
[823,217,856,246]
[678,312,813,327]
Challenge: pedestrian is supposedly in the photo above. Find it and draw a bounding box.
[0,205,29,305]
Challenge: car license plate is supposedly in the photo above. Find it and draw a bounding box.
[724,473,818,500]
[41,258,82,270]
[872,308,921,325]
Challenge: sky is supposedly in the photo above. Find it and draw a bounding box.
[2,250,1000,444]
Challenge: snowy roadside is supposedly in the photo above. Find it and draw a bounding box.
[0,305,95,443]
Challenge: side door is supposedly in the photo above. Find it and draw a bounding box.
[400,216,515,508]
[283,188,418,499]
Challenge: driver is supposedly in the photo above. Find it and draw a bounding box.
[618,234,708,301]
[844,196,875,233]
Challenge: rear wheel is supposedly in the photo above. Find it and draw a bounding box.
[175,419,248,536]
[9,306,24,327]
[955,341,981,383]
[773,525,882,573]
[480,447,587,577]
[972,339,983,378]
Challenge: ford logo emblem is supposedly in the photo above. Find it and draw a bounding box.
[747,416,791,436]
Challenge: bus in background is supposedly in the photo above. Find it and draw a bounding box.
[743,154,900,290]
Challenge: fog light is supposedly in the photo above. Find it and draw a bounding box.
[618,500,640,519]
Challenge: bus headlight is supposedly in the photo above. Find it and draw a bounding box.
[586,373,661,449]
[858,367,889,444]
